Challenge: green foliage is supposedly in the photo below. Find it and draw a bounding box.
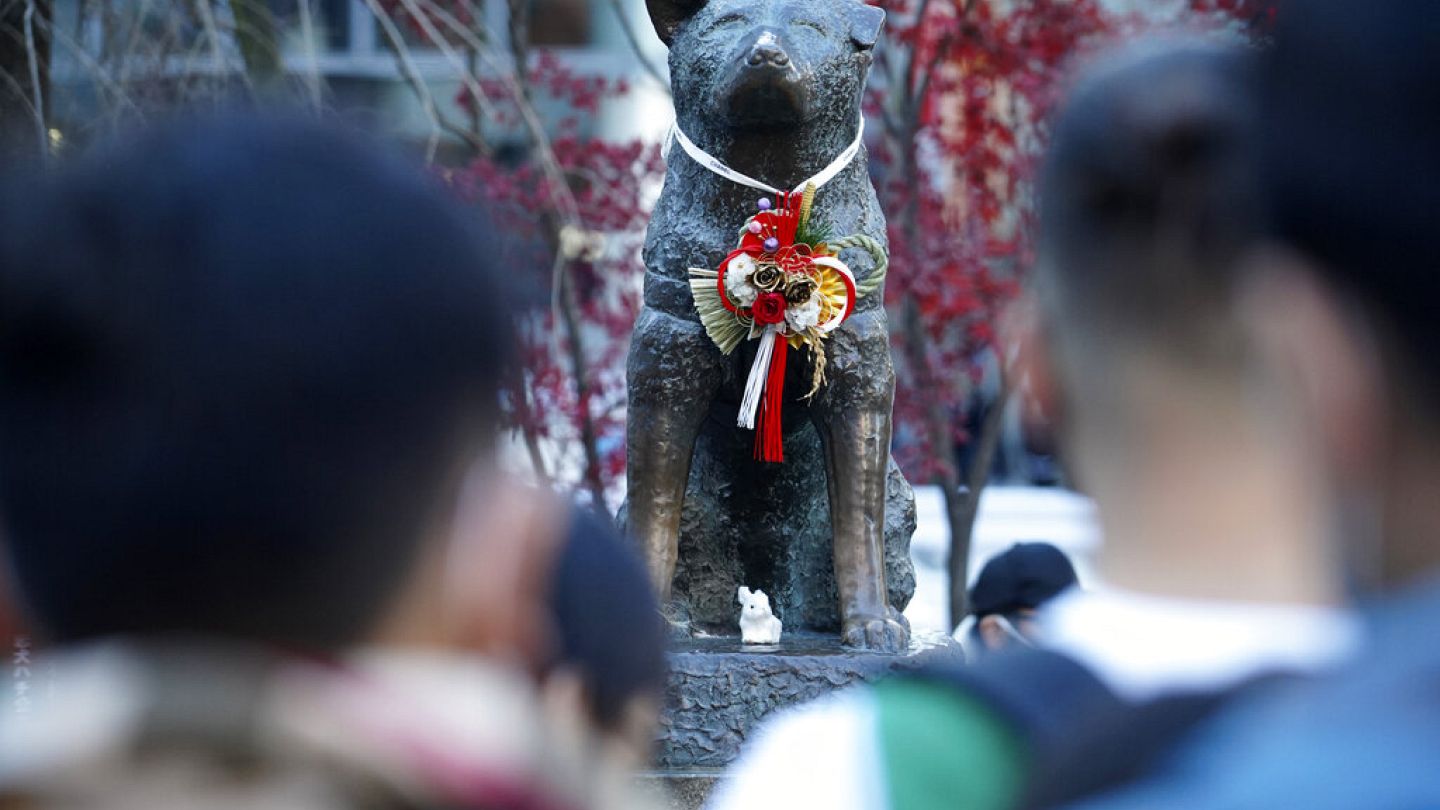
[795,218,833,250]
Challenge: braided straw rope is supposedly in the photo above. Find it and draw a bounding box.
[829,233,888,299]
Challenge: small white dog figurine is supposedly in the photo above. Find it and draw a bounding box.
[737,586,783,645]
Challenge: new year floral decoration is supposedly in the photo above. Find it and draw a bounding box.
[689,183,887,463]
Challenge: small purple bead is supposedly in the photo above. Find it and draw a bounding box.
[763,237,780,253]
[747,220,764,234]
[757,197,773,211]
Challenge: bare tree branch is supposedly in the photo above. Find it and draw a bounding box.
[33,9,143,119]
[361,0,444,161]
[229,0,283,94]
[508,347,553,485]
[903,0,936,109]
[0,63,39,121]
[947,370,1012,625]
[23,0,46,161]
[393,0,511,153]
[406,0,579,223]
[294,0,324,109]
[606,0,668,94]
[116,0,150,85]
[363,0,615,505]
[912,31,955,115]
[504,0,605,508]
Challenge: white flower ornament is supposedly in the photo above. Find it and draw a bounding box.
[785,294,822,333]
[726,254,759,306]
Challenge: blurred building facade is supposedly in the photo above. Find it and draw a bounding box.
[46,0,672,153]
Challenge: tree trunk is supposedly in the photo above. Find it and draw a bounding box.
[0,0,51,165]
[230,0,285,96]
[946,380,1011,628]
[891,106,990,633]
[506,344,552,485]
[509,0,607,510]
[557,257,610,509]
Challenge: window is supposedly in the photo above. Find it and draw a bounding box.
[266,0,352,52]
[530,0,591,46]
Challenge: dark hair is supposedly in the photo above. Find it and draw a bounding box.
[0,117,513,649]
[1037,42,1260,372]
[548,507,667,731]
[1257,0,1440,400]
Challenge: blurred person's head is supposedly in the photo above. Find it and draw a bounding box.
[542,508,668,767]
[1236,0,1440,593]
[1018,42,1341,604]
[0,117,523,654]
[968,542,1078,653]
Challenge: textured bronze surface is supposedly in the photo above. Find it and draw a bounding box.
[627,0,913,652]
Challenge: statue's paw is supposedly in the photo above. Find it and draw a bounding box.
[660,603,693,639]
[842,612,909,653]
[889,606,911,634]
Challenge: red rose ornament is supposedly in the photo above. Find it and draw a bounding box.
[751,292,788,326]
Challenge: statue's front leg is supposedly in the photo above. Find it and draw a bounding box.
[626,307,724,600]
[814,309,909,652]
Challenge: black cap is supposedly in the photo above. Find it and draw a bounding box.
[969,542,1078,617]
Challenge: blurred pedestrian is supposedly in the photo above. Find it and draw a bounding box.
[541,506,669,774]
[0,117,648,810]
[964,542,1078,657]
[1067,2,1440,807]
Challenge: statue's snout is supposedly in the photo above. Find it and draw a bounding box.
[721,30,807,127]
[747,40,790,68]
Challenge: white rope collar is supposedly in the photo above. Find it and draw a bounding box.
[666,115,865,196]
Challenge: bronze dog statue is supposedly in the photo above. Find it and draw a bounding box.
[627,0,909,652]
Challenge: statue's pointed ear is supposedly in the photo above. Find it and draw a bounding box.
[647,0,707,46]
[738,586,752,601]
[849,2,885,51]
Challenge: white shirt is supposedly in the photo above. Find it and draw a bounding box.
[703,688,883,810]
[1040,587,1360,703]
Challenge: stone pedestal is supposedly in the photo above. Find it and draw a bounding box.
[634,772,723,810]
[647,631,965,807]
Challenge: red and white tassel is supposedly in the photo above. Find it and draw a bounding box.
[737,327,788,463]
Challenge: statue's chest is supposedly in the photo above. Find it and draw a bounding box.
[644,185,876,278]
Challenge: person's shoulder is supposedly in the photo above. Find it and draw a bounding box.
[869,676,1030,810]
[905,646,1121,748]
[1071,588,1440,810]
[1067,679,1440,810]
[861,649,1119,810]
[709,673,1043,810]
[709,649,1126,810]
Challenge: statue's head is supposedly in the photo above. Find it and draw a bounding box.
[737,586,773,619]
[649,0,884,132]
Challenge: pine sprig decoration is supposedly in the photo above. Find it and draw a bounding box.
[795,217,833,249]
[794,181,833,248]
